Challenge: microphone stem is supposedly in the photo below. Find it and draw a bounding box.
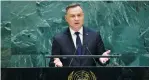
[69,46,78,67]
[86,46,98,65]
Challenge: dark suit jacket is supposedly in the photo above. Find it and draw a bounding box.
[50,27,107,67]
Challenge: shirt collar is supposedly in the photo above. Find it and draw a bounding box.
[69,27,83,35]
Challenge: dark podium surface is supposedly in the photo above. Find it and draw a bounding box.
[2,67,149,80]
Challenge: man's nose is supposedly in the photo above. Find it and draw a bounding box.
[74,16,79,20]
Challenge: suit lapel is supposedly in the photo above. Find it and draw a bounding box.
[83,27,90,55]
[83,27,89,46]
[64,28,76,54]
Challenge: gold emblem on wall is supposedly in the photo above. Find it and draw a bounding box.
[68,70,96,80]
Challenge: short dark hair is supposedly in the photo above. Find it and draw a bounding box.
[65,3,81,14]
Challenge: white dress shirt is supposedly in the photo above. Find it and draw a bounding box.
[69,27,83,48]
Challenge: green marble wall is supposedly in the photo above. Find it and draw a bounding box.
[1,1,149,67]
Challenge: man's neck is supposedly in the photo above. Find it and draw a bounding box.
[69,27,82,32]
[69,26,83,35]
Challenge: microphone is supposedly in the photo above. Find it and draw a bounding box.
[83,44,98,66]
[84,33,98,65]
[68,46,78,67]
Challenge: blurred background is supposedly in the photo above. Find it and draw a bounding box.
[1,1,149,67]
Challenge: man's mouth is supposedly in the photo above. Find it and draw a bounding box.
[75,22,79,24]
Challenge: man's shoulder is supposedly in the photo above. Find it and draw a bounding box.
[53,28,68,39]
[84,27,98,34]
[53,32,64,39]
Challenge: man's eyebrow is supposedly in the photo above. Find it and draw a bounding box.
[67,13,76,15]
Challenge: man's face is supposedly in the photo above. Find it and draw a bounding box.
[65,6,84,30]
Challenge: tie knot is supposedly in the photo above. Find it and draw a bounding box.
[75,32,80,36]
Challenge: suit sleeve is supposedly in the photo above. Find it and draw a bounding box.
[95,33,110,66]
[52,37,61,55]
[49,37,61,67]
[96,33,105,55]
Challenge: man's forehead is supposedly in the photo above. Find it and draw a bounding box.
[66,6,83,14]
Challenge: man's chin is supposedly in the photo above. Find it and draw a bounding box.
[70,25,82,29]
[74,25,82,28]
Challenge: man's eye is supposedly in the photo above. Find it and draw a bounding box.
[78,14,81,17]
[71,15,75,17]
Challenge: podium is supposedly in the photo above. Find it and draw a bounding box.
[2,55,149,80]
[2,67,148,80]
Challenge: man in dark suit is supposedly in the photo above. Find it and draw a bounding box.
[51,3,110,67]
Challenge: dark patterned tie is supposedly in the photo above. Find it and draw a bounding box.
[75,32,82,55]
